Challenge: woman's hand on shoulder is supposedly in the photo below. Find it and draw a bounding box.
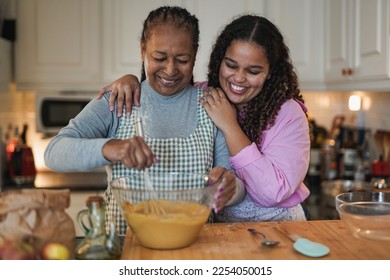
[200,87,237,133]
[96,74,141,117]
[208,166,237,213]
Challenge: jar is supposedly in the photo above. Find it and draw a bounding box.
[321,139,338,180]
[75,196,121,260]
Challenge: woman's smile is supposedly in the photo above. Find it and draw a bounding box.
[229,82,247,95]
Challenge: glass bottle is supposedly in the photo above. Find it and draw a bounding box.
[6,125,21,161]
[75,196,121,260]
[321,138,338,180]
[360,129,373,182]
[341,130,358,180]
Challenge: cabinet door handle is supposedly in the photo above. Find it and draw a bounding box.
[341,68,353,76]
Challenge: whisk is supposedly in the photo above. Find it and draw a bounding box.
[134,111,166,216]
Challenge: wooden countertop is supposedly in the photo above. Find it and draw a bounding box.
[121,220,390,260]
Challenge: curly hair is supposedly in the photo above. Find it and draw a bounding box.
[140,6,199,84]
[207,15,305,145]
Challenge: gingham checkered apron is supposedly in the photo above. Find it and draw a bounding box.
[105,88,215,235]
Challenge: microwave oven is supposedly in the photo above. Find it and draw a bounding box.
[36,91,96,135]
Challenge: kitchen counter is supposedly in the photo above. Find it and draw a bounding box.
[1,171,107,192]
[121,220,390,260]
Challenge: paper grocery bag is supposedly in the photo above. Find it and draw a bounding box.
[0,188,75,257]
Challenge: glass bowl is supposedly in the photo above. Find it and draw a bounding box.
[335,192,390,241]
[110,172,217,249]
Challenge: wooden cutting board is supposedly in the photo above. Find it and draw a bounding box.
[120,220,390,260]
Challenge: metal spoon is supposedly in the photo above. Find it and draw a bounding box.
[247,228,280,247]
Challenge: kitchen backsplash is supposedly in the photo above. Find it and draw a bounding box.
[1,84,390,171]
[303,91,390,133]
[0,84,51,171]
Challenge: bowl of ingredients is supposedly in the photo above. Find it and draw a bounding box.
[335,191,390,241]
[110,172,217,249]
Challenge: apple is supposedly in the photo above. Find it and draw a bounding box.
[0,239,36,260]
[41,242,71,260]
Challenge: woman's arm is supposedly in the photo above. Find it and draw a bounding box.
[44,96,154,172]
[213,122,246,208]
[44,96,118,171]
[97,74,141,117]
[97,76,212,117]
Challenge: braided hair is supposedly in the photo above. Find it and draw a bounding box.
[140,6,199,83]
[207,15,305,145]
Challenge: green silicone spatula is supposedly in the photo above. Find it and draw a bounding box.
[276,228,330,258]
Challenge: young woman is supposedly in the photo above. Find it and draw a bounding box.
[44,6,242,235]
[199,15,310,222]
[98,14,311,222]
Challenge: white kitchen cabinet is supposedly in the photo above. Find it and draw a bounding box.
[325,0,390,91]
[265,0,325,90]
[16,0,267,90]
[14,0,328,91]
[21,1,390,92]
[103,0,323,88]
[15,0,100,91]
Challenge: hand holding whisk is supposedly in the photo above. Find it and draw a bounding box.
[133,111,165,216]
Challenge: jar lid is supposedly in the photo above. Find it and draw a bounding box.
[86,196,104,206]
